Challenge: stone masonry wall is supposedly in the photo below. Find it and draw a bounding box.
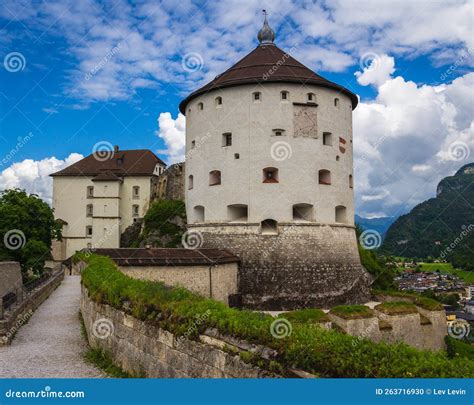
[81,287,281,378]
[0,262,22,298]
[152,163,185,202]
[189,223,371,310]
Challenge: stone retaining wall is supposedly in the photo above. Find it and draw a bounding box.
[0,268,64,345]
[81,287,284,378]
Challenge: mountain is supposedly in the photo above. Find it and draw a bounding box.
[355,215,397,238]
[382,163,474,270]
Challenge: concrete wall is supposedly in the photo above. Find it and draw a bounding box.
[0,262,22,299]
[190,223,371,309]
[81,287,280,378]
[119,262,238,305]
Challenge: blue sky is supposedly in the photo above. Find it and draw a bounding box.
[0,0,473,218]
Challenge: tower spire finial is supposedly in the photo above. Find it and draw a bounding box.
[257,9,275,45]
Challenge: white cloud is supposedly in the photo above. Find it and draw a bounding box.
[353,61,474,217]
[355,54,395,87]
[0,153,83,204]
[156,112,186,164]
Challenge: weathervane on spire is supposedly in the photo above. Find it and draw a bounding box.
[257,9,275,45]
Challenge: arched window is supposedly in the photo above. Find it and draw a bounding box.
[263,167,278,183]
[280,91,289,100]
[261,219,278,235]
[188,175,194,190]
[349,174,353,189]
[209,170,221,186]
[323,132,332,146]
[193,205,205,223]
[215,96,222,107]
[307,92,316,102]
[198,102,203,110]
[319,169,331,185]
[335,205,347,224]
[272,129,285,136]
[227,204,248,222]
[86,204,93,217]
[253,91,261,101]
[292,203,313,222]
[334,98,340,107]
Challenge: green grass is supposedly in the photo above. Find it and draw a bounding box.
[445,336,474,360]
[79,253,474,378]
[330,305,375,319]
[84,348,134,378]
[375,302,418,315]
[283,308,330,324]
[418,262,474,283]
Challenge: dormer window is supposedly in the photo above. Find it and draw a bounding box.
[215,96,222,107]
[280,91,289,101]
[198,102,203,110]
[307,92,316,102]
[253,92,261,102]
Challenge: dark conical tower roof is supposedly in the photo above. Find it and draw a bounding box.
[179,14,358,114]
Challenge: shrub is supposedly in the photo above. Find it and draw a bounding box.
[80,253,474,378]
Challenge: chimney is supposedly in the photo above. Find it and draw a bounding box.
[114,145,119,153]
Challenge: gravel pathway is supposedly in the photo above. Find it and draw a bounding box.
[0,275,104,378]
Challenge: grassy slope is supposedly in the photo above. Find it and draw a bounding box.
[418,263,474,284]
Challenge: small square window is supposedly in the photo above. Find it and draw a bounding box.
[323,132,333,146]
[234,153,240,159]
[281,91,289,100]
[222,133,232,147]
[253,92,261,101]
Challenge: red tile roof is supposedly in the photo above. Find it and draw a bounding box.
[179,44,358,114]
[51,149,165,177]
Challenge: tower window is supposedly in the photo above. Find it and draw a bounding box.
[198,102,203,110]
[87,186,94,198]
[292,203,313,222]
[191,140,196,149]
[86,204,93,217]
[209,170,221,186]
[272,129,285,136]
[86,226,93,237]
[234,153,240,159]
[132,186,140,198]
[281,91,289,100]
[335,205,347,224]
[222,132,232,147]
[193,205,205,223]
[334,98,340,107]
[307,92,316,102]
[132,205,139,217]
[319,169,331,185]
[260,219,278,235]
[215,96,222,107]
[253,92,261,101]
[188,175,194,190]
[323,132,333,146]
[349,174,353,189]
[227,204,248,222]
[263,167,279,183]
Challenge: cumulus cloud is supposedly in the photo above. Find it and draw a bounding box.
[353,60,474,217]
[0,153,83,204]
[156,112,186,164]
[355,54,395,87]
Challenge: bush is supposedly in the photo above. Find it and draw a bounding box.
[80,253,474,378]
[445,336,474,360]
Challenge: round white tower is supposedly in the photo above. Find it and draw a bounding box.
[180,15,371,309]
